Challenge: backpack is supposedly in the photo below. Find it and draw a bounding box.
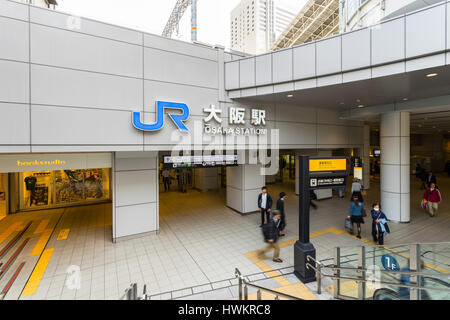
[262,222,272,240]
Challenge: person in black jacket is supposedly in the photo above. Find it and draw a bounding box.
[426,171,437,188]
[257,186,273,227]
[276,192,287,237]
[257,211,283,263]
[371,202,387,245]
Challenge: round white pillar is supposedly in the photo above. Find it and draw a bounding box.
[380,112,410,222]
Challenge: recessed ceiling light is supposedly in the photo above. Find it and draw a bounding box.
[402,98,408,101]
[287,94,293,98]
[357,104,364,108]
[426,73,438,78]
[356,99,361,103]
[339,102,345,105]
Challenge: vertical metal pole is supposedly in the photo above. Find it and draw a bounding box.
[244,285,248,300]
[238,277,242,300]
[334,247,340,298]
[132,283,137,300]
[317,264,322,295]
[358,246,366,300]
[298,156,310,243]
[191,0,197,42]
[257,289,261,300]
[410,244,420,300]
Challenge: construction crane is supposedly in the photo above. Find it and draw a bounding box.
[162,0,198,42]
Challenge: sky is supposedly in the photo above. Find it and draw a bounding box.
[57,0,306,49]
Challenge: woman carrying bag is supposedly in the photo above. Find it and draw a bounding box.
[371,202,389,245]
[347,196,366,239]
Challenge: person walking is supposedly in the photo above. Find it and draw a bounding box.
[162,168,171,192]
[347,196,365,239]
[351,178,364,203]
[423,182,442,217]
[371,202,388,245]
[257,211,283,263]
[276,192,287,237]
[257,186,273,227]
[426,171,437,188]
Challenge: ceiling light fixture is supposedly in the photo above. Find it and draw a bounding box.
[426,73,438,78]
[357,104,364,108]
[287,94,293,98]
[402,98,408,101]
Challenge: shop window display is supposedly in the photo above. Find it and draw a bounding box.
[20,168,110,210]
[22,171,53,209]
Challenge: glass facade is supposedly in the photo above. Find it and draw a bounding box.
[20,168,110,210]
[0,173,7,220]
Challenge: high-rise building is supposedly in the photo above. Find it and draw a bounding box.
[230,0,305,55]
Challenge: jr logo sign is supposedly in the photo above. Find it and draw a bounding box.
[132,101,190,132]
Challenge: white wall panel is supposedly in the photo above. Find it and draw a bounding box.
[0,103,29,145]
[115,203,157,238]
[293,43,316,80]
[31,24,142,78]
[0,60,29,103]
[31,106,143,145]
[144,48,218,88]
[225,61,239,90]
[30,6,142,45]
[317,125,348,145]
[316,36,341,76]
[0,17,28,62]
[278,122,316,145]
[0,0,28,20]
[342,28,370,71]
[372,17,405,65]
[115,170,156,207]
[144,80,218,117]
[31,65,143,110]
[406,4,446,58]
[255,54,272,86]
[275,104,316,123]
[239,58,255,88]
[273,49,293,83]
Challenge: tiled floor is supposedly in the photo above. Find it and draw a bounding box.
[0,174,448,300]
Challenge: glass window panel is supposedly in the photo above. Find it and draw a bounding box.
[22,171,53,209]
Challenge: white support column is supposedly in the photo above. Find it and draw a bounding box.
[226,164,265,213]
[363,124,371,190]
[380,112,410,222]
[193,168,218,191]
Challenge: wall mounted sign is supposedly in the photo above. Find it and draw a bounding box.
[381,254,400,271]
[132,101,190,132]
[309,158,347,172]
[203,105,267,136]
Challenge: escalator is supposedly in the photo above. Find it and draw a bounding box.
[373,277,450,300]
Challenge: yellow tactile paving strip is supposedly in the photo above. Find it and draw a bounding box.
[33,219,50,235]
[21,248,55,297]
[57,228,70,241]
[0,222,23,244]
[244,226,378,300]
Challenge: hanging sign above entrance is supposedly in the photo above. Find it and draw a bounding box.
[163,154,238,169]
[309,158,347,172]
[308,157,349,191]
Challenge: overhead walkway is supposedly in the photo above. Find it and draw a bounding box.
[225,0,450,115]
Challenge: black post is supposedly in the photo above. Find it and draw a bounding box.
[294,155,316,283]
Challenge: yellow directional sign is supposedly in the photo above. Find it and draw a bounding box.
[309,158,347,172]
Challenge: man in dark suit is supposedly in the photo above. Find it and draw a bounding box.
[276,192,287,236]
[426,171,437,187]
[257,186,272,227]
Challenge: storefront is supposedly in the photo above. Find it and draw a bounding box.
[0,153,112,214]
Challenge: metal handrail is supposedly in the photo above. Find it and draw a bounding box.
[235,268,302,300]
[332,241,450,249]
[306,256,450,298]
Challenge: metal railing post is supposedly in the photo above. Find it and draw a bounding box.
[410,244,420,300]
[317,263,322,295]
[132,283,137,300]
[333,247,340,298]
[257,289,262,300]
[358,246,366,300]
[238,276,243,300]
[244,285,248,300]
